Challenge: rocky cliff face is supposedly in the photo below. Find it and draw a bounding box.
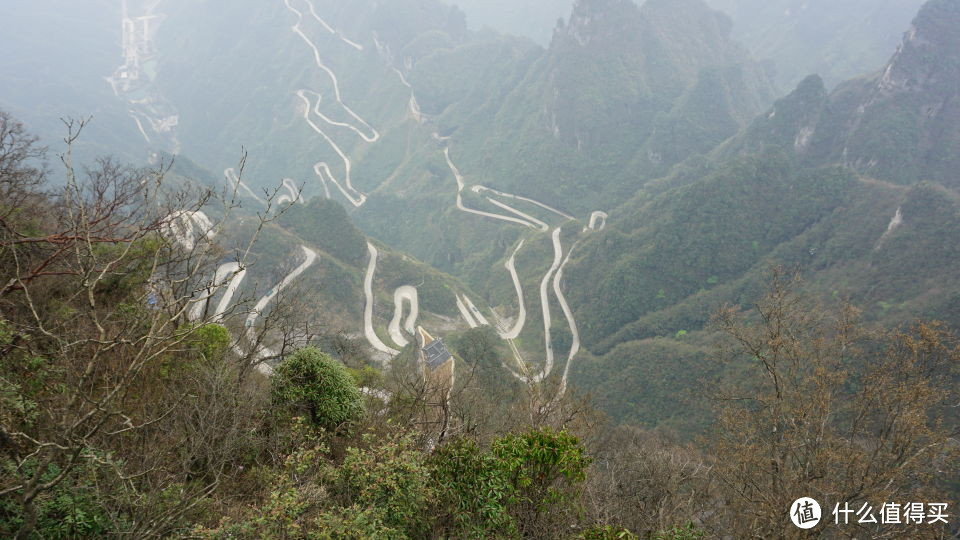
[834,0,960,185]
[542,0,773,159]
[727,0,960,186]
[704,0,926,89]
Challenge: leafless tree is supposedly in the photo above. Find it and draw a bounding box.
[708,268,959,539]
[0,114,307,537]
[582,426,714,536]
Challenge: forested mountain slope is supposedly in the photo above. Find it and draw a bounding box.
[564,0,960,429]
[723,0,960,188]
[1,0,957,436]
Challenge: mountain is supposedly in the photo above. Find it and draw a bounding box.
[724,0,960,188]
[2,0,959,437]
[437,0,775,210]
[0,0,148,164]
[704,0,926,90]
[562,0,960,430]
[449,0,573,45]
[164,156,486,366]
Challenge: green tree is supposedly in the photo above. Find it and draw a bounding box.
[492,428,592,537]
[270,347,364,430]
[335,434,435,538]
[429,438,517,537]
[187,324,230,362]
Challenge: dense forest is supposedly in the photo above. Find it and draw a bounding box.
[2,0,960,537]
[0,111,956,538]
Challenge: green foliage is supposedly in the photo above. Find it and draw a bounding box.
[491,427,591,511]
[0,461,115,539]
[581,524,639,539]
[94,235,164,302]
[335,434,435,537]
[278,199,366,265]
[0,318,12,346]
[448,326,517,390]
[193,431,333,539]
[348,365,384,389]
[271,347,364,430]
[429,438,517,537]
[187,323,230,362]
[377,252,459,317]
[574,338,714,436]
[198,426,596,538]
[652,523,706,540]
[311,505,404,539]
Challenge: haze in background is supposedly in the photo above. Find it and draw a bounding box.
[704,0,926,89]
[0,0,147,162]
[449,0,573,45]
[1,0,958,436]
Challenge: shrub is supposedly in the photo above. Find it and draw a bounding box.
[335,434,435,537]
[270,347,364,430]
[429,438,517,537]
[188,324,231,362]
[491,428,592,536]
[581,524,639,539]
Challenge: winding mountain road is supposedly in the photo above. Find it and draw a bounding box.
[391,66,424,123]
[268,2,592,394]
[553,242,580,394]
[462,294,490,326]
[225,168,266,206]
[108,0,180,152]
[283,0,381,207]
[497,240,527,340]
[213,263,246,322]
[585,211,608,231]
[299,88,379,143]
[277,178,305,206]
[363,242,401,358]
[456,295,479,328]
[440,145,588,393]
[165,210,215,251]
[485,198,549,231]
[301,0,364,51]
[388,285,419,348]
[284,0,379,141]
[533,228,566,383]
[244,245,318,370]
[188,261,242,321]
[444,147,542,229]
[297,90,368,207]
[472,185,574,220]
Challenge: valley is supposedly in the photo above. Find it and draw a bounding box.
[2,0,959,537]
[121,0,960,425]
[4,0,960,445]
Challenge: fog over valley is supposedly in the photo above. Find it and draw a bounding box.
[1,1,957,537]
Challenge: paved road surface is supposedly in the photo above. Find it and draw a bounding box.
[497,240,527,340]
[283,0,380,207]
[585,210,608,231]
[225,168,266,205]
[388,285,419,347]
[363,242,401,357]
[188,261,242,321]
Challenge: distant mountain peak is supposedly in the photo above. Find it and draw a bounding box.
[728,0,960,186]
[560,0,639,46]
[874,0,960,98]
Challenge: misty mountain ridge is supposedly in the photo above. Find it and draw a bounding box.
[1,0,958,435]
[725,0,960,187]
[2,1,960,536]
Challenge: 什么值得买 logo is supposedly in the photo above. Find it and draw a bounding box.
[790,497,822,529]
